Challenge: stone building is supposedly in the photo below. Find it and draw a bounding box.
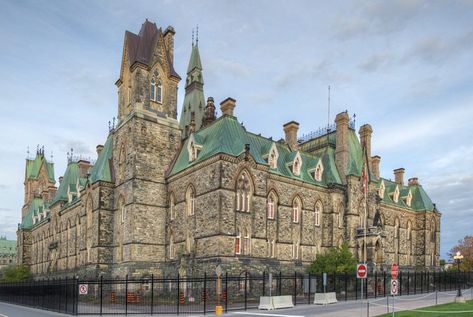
[16,20,441,278]
[0,237,16,270]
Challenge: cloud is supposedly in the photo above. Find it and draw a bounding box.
[358,54,391,72]
[247,92,274,105]
[206,59,252,79]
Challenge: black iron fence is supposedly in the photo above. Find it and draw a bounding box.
[0,271,471,315]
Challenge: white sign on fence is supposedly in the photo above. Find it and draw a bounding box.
[79,284,88,295]
[390,279,398,296]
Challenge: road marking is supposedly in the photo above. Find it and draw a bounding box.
[234,312,304,317]
[0,313,9,317]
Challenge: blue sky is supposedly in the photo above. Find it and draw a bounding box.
[0,0,472,259]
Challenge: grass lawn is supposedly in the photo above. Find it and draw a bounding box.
[377,299,473,316]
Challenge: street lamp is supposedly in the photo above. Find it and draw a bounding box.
[453,251,464,302]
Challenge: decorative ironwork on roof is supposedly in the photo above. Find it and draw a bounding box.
[298,114,356,143]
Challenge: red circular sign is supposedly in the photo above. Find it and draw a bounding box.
[391,263,399,279]
[357,264,367,278]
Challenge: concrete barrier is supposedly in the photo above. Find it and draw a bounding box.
[272,295,294,309]
[258,296,274,310]
[313,292,338,305]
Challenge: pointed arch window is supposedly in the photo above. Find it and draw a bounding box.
[150,70,163,103]
[169,193,175,221]
[292,197,301,223]
[379,180,385,198]
[292,153,302,176]
[315,200,323,226]
[236,171,252,212]
[157,79,162,103]
[312,159,324,182]
[393,185,400,203]
[169,232,175,259]
[235,230,241,255]
[267,192,277,219]
[338,203,344,228]
[186,186,195,216]
[267,143,279,169]
[407,221,412,240]
[406,190,413,207]
[243,229,251,255]
[292,240,300,259]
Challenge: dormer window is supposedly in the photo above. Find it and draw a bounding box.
[379,180,385,198]
[150,70,162,103]
[310,159,324,181]
[393,185,400,203]
[187,135,202,162]
[291,152,302,176]
[406,189,413,207]
[267,143,279,169]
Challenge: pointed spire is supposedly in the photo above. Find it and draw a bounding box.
[203,97,216,127]
[196,25,199,46]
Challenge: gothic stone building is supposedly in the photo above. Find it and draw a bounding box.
[16,20,440,278]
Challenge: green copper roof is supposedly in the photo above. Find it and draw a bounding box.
[179,44,205,136]
[89,134,113,183]
[187,44,203,73]
[346,130,363,176]
[50,162,86,207]
[20,197,48,229]
[26,153,55,182]
[378,178,435,212]
[0,237,16,256]
[170,116,342,187]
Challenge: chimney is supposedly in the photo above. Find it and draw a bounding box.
[283,121,300,151]
[203,97,216,127]
[359,124,373,169]
[220,97,236,116]
[78,160,91,178]
[335,111,350,183]
[408,177,419,186]
[163,26,176,63]
[96,145,104,156]
[371,155,381,179]
[394,168,405,185]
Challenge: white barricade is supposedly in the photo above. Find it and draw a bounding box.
[272,295,294,309]
[258,296,274,310]
[313,292,338,305]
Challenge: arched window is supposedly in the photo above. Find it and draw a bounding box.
[267,192,277,219]
[407,221,412,240]
[150,78,156,101]
[379,180,385,198]
[393,185,400,203]
[292,153,302,176]
[315,200,323,226]
[169,193,175,221]
[267,239,276,258]
[169,232,175,259]
[268,143,278,169]
[236,171,252,212]
[186,186,195,216]
[243,229,251,255]
[292,197,301,223]
[157,80,162,103]
[431,220,436,242]
[314,159,324,182]
[406,190,413,207]
[235,230,241,255]
[292,240,300,259]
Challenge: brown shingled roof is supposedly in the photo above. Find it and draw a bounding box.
[124,20,180,79]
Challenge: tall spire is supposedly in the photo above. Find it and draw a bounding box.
[179,31,205,139]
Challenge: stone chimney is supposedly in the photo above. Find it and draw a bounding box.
[394,168,405,185]
[371,155,381,179]
[163,26,176,63]
[359,124,373,169]
[78,160,91,178]
[408,177,419,186]
[220,97,236,116]
[335,111,350,183]
[96,145,104,156]
[283,121,300,151]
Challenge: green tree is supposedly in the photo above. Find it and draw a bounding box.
[307,243,358,273]
[1,264,32,282]
[449,235,473,271]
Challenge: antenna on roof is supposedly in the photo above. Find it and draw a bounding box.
[327,85,331,132]
[192,28,194,46]
[196,25,199,46]
[50,150,54,163]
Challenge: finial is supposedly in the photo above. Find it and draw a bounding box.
[50,151,53,162]
[108,120,111,131]
[36,144,39,154]
[113,117,116,129]
[26,146,30,159]
[192,28,194,46]
[196,25,199,46]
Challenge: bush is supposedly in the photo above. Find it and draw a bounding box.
[307,243,358,274]
[1,264,32,282]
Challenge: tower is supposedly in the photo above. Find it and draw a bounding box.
[179,40,206,138]
[112,20,182,275]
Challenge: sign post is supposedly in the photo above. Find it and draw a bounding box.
[215,265,223,316]
[390,263,399,317]
[357,263,367,317]
[269,273,273,298]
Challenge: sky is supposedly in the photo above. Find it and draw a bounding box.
[0,0,472,260]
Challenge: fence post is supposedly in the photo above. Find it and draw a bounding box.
[244,271,248,311]
[355,274,358,300]
[383,271,386,297]
[75,276,79,316]
[375,271,378,298]
[151,274,154,315]
[279,272,282,295]
[263,271,266,297]
[225,272,228,313]
[293,272,297,306]
[308,273,311,304]
[100,275,103,316]
[177,273,180,315]
[345,272,348,301]
[65,277,68,313]
[203,272,207,315]
[125,275,128,316]
[399,271,402,296]
[414,272,417,295]
[407,271,410,295]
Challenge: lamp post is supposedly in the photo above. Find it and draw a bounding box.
[453,251,464,302]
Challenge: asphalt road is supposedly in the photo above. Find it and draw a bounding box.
[0,288,471,317]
